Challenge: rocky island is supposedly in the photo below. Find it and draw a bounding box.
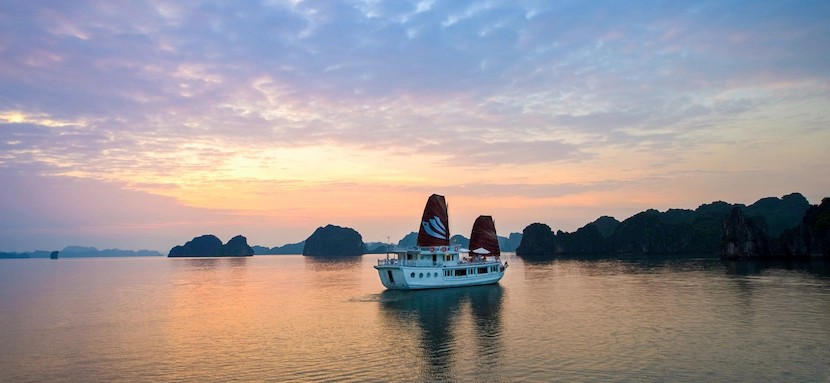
[302,224,364,256]
[517,193,829,260]
[168,234,254,257]
[252,241,306,255]
[722,198,830,259]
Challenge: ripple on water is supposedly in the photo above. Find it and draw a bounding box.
[1,256,829,382]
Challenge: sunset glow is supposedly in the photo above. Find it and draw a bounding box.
[1,1,828,252]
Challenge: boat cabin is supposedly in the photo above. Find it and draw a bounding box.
[380,247,500,268]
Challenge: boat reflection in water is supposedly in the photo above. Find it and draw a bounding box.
[378,284,506,381]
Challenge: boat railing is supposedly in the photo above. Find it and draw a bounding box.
[459,256,502,264]
[377,258,501,267]
[377,258,399,266]
[376,259,435,267]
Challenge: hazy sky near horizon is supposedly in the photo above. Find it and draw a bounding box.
[1,0,829,252]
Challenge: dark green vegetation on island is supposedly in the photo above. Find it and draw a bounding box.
[168,234,254,257]
[517,193,830,260]
[303,224,364,256]
[722,198,830,259]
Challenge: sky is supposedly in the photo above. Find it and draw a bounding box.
[1,0,829,253]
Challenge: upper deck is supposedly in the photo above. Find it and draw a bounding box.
[376,248,501,268]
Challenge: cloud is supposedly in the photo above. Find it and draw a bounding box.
[1,0,829,249]
[0,174,238,251]
[421,139,589,167]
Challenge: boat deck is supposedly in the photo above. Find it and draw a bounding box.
[376,258,502,268]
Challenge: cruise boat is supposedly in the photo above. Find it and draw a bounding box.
[374,194,508,290]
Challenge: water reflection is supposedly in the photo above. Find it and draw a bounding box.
[170,257,220,270]
[303,256,364,291]
[163,255,258,380]
[467,285,506,379]
[520,254,830,280]
[520,253,713,263]
[520,256,727,281]
[517,254,558,266]
[169,256,249,271]
[378,285,505,381]
[721,259,830,278]
[302,255,363,271]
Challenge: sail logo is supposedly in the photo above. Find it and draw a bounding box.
[421,215,447,240]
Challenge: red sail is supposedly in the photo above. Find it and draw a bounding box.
[469,215,500,256]
[416,194,450,247]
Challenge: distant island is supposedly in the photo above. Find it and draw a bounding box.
[11,194,823,262]
[168,234,254,257]
[1,246,162,259]
[392,231,522,252]
[60,246,163,257]
[252,241,306,255]
[2,216,525,260]
[251,230,523,256]
[517,193,830,260]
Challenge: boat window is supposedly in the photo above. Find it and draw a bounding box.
[444,270,451,277]
[478,267,488,274]
[445,255,451,261]
[454,269,467,277]
[469,269,475,274]
[387,270,395,284]
[419,273,423,278]
[434,272,438,278]
[410,272,415,278]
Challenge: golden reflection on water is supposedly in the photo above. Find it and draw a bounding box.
[1,256,829,382]
[164,257,260,379]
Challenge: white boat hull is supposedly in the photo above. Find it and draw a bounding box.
[375,263,505,290]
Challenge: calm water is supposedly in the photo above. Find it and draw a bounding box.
[1,255,829,382]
